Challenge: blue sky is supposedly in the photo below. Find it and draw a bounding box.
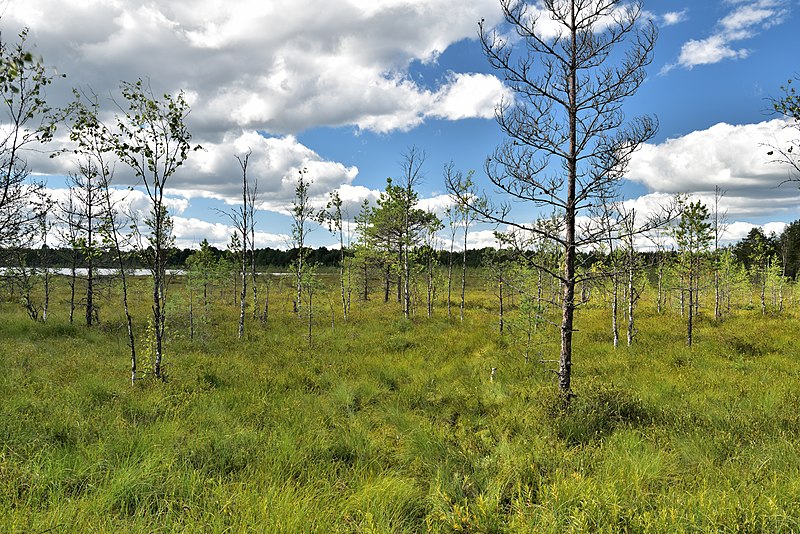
[3,0,799,249]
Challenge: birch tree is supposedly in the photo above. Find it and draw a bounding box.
[0,28,57,249]
[219,150,256,339]
[445,165,478,322]
[444,205,458,318]
[291,168,314,315]
[102,80,199,380]
[100,180,138,384]
[711,186,728,319]
[619,209,647,346]
[320,190,352,321]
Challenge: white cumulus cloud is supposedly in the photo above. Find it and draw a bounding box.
[622,118,800,246]
[664,0,789,71]
[662,9,688,26]
[3,0,508,137]
[626,118,800,218]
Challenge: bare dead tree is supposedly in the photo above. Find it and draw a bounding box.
[60,162,107,326]
[241,153,260,322]
[219,149,254,339]
[399,147,427,319]
[449,0,657,396]
[100,179,138,385]
[57,189,82,323]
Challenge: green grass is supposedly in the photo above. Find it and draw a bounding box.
[2,275,800,531]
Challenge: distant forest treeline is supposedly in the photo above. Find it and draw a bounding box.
[0,245,504,270]
[3,217,800,279]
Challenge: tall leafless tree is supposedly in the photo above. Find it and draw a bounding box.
[63,89,137,382]
[220,150,256,339]
[449,0,657,396]
[60,161,107,326]
[768,76,799,182]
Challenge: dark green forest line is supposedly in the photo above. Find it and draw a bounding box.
[3,219,800,276]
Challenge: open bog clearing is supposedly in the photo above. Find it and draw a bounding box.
[2,275,800,532]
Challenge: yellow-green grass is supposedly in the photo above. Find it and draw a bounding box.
[1,274,799,532]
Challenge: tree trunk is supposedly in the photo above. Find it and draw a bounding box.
[69,257,77,324]
[42,266,50,323]
[340,231,348,321]
[627,252,635,346]
[460,226,467,322]
[86,262,94,327]
[714,267,720,320]
[238,261,246,339]
[397,255,403,305]
[153,269,163,379]
[611,272,619,348]
[498,273,504,334]
[152,210,166,381]
[251,246,258,321]
[384,263,390,303]
[307,287,313,346]
[558,6,577,397]
[656,261,663,314]
[426,256,433,318]
[124,279,136,384]
[687,268,694,348]
[189,287,194,340]
[447,236,454,318]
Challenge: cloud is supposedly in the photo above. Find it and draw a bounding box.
[662,9,688,26]
[171,216,289,250]
[431,73,512,121]
[2,0,514,239]
[676,35,749,68]
[45,186,189,218]
[3,0,507,136]
[725,220,787,241]
[416,193,454,217]
[626,118,800,218]
[28,129,361,215]
[664,0,789,71]
[177,131,359,211]
[466,229,502,250]
[42,186,293,249]
[620,118,799,247]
